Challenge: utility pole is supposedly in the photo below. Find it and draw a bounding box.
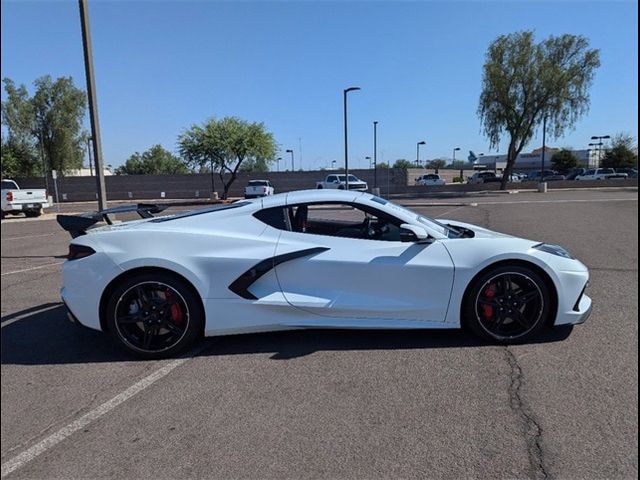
[79,0,107,211]
[373,121,378,190]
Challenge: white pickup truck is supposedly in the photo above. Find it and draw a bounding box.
[574,168,628,181]
[244,179,275,199]
[415,173,446,186]
[316,174,368,191]
[1,179,50,218]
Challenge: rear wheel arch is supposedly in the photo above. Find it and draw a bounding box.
[461,259,558,330]
[99,267,205,334]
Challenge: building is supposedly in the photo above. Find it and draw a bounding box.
[476,147,599,172]
[65,167,113,177]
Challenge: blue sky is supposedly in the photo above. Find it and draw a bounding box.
[1,0,638,170]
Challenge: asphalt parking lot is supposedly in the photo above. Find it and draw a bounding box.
[1,188,637,479]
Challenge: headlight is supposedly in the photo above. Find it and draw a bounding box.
[533,243,574,259]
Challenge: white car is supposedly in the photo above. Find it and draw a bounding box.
[57,190,591,358]
[415,174,446,186]
[244,180,274,198]
[1,179,50,218]
[574,168,628,180]
[316,174,368,191]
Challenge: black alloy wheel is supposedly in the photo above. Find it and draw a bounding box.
[464,265,550,343]
[106,273,203,359]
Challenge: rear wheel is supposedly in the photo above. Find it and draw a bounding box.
[317,185,323,189]
[463,265,550,343]
[105,272,204,359]
[25,210,42,218]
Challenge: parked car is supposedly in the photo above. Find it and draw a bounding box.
[467,171,501,184]
[1,179,50,219]
[316,174,368,191]
[526,170,566,181]
[244,180,274,199]
[614,168,638,178]
[415,174,446,186]
[56,190,591,358]
[574,168,628,180]
[565,168,587,180]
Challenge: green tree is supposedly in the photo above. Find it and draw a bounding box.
[601,133,638,169]
[551,148,579,173]
[115,145,189,175]
[1,79,39,177]
[32,76,87,174]
[178,116,276,199]
[393,159,413,169]
[427,159,447,173]
[376,162,389,169]
[238,157,270,173]
[478,31,600,189]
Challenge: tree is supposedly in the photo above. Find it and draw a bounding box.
[393,159,413,169]
[238,157,270,173]
[32,76,87,174]
[427,159,447,173]
[1,79,39,177]
[115,145,189,175]
[377,162,389,169]
[178,117,276,199]
[478,31,600,189]
[551,148,579,173]
[601,133,638,169]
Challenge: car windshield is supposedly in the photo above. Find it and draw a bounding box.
[248,181,268,186]
[370,196,458,238]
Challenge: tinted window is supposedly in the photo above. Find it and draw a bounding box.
[1,180,18,190]
[254,207,289,230]
[327,176,336,182]
[248,180,269,187]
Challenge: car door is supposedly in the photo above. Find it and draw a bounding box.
[273,202,455,322]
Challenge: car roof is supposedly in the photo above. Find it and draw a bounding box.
[261,189,366,208]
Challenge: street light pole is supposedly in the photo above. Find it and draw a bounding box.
[86,136,93,176]
[373,121,378,189]
[79,0,107,211]
[365,156,371,169]
[416,141,426,167]
[343,86,361,190]
[286,149,294,171]
[540,115,547,181]
[331,160,336,170]
[276,157,282,173]
[453,147,461,181]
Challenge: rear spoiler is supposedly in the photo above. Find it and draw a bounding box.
[57,203,168,238]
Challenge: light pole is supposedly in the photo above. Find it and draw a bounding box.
[331,160,336,170]
[588,143,600,168]
[365,156,372,169]
[373,121,378,189]
[416,141,426,167]
[453,147,462,181]
[276,157,282,172]
[343,86,361,190]
[540,115,547,181]
[86,136,93,176]
[79,0,107,211]
[286,149,294,171]
[591,135,610,167]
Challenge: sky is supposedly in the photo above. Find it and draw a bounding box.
[1,0,638,171]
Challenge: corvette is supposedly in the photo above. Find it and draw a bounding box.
[58,190,591,358]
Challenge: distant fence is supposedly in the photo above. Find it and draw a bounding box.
[15,169,409,202]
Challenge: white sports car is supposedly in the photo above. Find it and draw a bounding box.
[58,190,591,359]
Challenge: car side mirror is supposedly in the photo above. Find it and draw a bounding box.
[400,223,430,243]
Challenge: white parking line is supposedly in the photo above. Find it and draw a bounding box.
[1,357,190,478]
[1,262,64,277]
[472,197,637,206]
[0,304,61,329]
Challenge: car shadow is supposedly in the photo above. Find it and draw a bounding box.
[1,303,575,365]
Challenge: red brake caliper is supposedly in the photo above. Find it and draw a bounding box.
[165,289,185,325]
[482,284,497,320]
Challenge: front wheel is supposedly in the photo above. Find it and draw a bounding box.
[463,265,551,343]
[105,272,204,359]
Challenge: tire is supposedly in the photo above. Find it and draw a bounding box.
[25,210,41,218]
[317,185,323,189]
[338,185,345,190]
[463,265,551,343]
[105,272,204,359]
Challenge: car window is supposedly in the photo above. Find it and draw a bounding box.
[265,202,404,242]
[248,180,268,187]
[585,170,595,175]
[327,175,336,182]
[1,180,18,190]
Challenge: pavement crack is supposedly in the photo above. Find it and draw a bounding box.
[504,347,550,480]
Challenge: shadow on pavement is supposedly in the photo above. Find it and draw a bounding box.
[2,303,574,365]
